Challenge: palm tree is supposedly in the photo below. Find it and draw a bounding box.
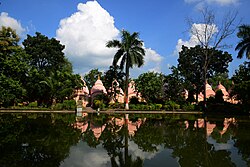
[106,30,145,110]
[235,24,250,59]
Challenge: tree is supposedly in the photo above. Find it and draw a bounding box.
[177,45,232,103]
[135,72,165,103]
[235,24,250,59]
[0,27,30,107]
[187,8,237,107]
[231,61,250,106]
[23,32,67,74]
[83,68,103,89]
[106,30,145,109]
[103,65,125,102]
[23,32,81,106]
[164,66,185,103]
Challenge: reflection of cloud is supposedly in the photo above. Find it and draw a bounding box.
[0,12,25,37]
[128,140,164,160]
[60,142,110,167]
[56,1,163,75]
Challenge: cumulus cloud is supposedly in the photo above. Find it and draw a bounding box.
[56,1,163,76]
[184,0,239,7]
[0,12,25,36]
[56,1,119,73]
[174,23,218,55]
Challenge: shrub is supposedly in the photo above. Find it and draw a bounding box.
[164,101,180,110]
[155,104,162,110]
[54,103,63,110]
[63,100,76,110]
[182,104,195,111]
[28,101,38,108]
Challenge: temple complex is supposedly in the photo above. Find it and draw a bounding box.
[183,81,237,103]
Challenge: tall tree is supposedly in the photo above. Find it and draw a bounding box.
[187,8,237,107]
[231,61,250,105]
[136,72,165,103]
[164,66,185,103]
[106,30,145,109]
[177,45,232,103]
[23,32,80,106]
[0,26,30,107]
[235,24,250,59]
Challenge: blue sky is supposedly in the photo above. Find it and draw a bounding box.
[0,0,249,78]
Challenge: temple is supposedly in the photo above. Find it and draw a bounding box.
[183,81,238,104]
[74,77,142,108]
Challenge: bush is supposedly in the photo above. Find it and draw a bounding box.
[28,101,38,108]
[93,100,106,110]
[155,104,162,110]
[54,103,64,110]
[63,100,76,110]
[182,104,196,111]
[164,101,180,110]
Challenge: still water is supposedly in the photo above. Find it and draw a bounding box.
[0,113,249,167]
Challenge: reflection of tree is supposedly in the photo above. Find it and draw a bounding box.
[81,115,245,167]
[101,118,143,167]
[233,122,250,166]
[164,120,236,167]
[0,113,80,167]
[132,120,165,152]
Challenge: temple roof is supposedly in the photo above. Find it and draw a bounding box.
[91,78,107,94]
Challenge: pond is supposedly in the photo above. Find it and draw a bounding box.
[0,113,249,167]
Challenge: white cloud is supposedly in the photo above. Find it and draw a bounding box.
[184,0,239,6]
[56,1,119,74]
[0,12,25,36]
[56,1,163,76]
[174,23,218,55]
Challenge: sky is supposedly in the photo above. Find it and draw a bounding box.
[0,0,249,78]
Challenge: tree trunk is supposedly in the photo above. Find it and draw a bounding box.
[125,60,129,110]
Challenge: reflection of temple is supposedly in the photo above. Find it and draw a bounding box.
[74,117,145,139]
[193,118,236,137]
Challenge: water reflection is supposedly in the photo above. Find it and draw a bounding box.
[70,114,249,167]
[0,113,80,167]
[0,113,249,167]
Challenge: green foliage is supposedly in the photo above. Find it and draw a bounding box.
[215,90,224,103]
[232,61,250,106]
[0,27,30,107]
[164,101,180,111]
[164,66,185,103]
[20,32,81,107]
[103,65,125,91]
[177,45,233,103]
[28,101,38,108]
[235,24,250,59]
[106,29,145,109]
[182,103,196,111]
[93,100,105,110]
[62,100,76,110]
[136,72,165,103]
[83,68,103,89]
[54,103,64,110]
